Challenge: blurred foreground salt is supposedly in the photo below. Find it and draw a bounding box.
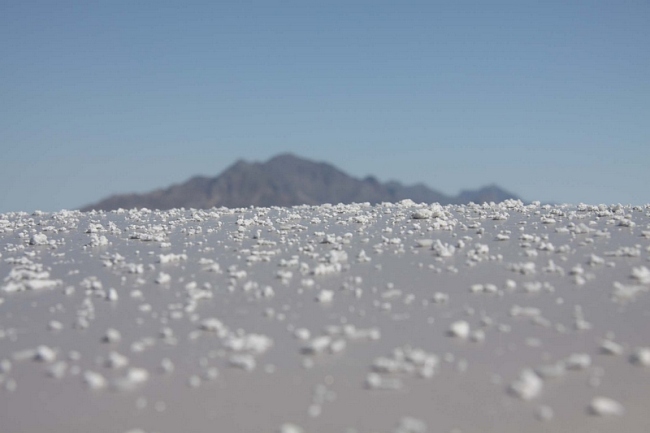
[0,200,649,432]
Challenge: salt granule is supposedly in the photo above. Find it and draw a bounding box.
[508,369,543,400]
[630,347,650,366]
[448,321,470,339]
[589,397,624,416]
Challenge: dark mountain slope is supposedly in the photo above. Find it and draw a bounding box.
[81,153,520,211]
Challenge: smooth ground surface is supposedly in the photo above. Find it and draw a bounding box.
[1,200,649,433]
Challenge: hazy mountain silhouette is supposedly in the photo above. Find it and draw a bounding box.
[81,153,520,211]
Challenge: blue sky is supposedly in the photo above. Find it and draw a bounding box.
[1,1,649,212]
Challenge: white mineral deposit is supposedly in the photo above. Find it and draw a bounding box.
[0,200,649,432]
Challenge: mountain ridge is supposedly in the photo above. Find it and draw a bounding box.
[80,153,521,211]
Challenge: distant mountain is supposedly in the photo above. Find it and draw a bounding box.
[80,153,521,211]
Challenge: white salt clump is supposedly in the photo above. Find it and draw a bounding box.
[470,329,486,343]
[277,423,304,433]
[48,320,63,331]
[393,416,427,433]
[599,340,623,356]
[302,336,332,355]
[158,253,187,264]
[229,354,256,371]
[327,250,348,264]
[448,321,470,339]
[432,240,456,257]
[611,281,646,303]
[470,283,498,294]
[588,254,605,266]
[565,353,591,370]
[365,373,403,390]
[316,290,334,303]
[509,262,537,275]
[535,362,566,379]
[509,369,543,400]
[113,367,149,391]
[88,234,108,247]
[159,358,174,374]
[415,239,434,248]
[223,333,273,355]
[105,351,129,369]
[588,397,625,416]
[432,292,449,304]
[155,272,171,284]
[329,339,346,354]
[34,345,56,363]
[630,347,650,366]
[103,328,122,343]
[510,305,541,318]
[631,266,650,284]
[312,262,343,276]
[294,328,311,341]
[357,249,371,262]
[200,318,227,334]
[412,209,433,220]
[47,361,68,379]
[106,288,119,301]
[83,371,107,390]
[29,233,48,246]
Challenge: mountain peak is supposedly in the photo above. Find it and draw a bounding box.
[266,153,302,164]
[80,153,521,211]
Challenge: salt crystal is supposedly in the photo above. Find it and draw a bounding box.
[106,288,118,301]
[200,318,226,333]
[588,397,624,416]
[277,423,304,433]
[508,369,543,400]
[631,266,650,284]
[105,351,129,369]
[630,347,650,366]
[470,330,486,343]
[535,362,566,379]
[155,272,171,284]
[47,361,67,379]
[29,233,48,246]
[159,358,175,374]
[34,345,56,363]
[48,320,63,331]
[229,354,256,371]
[329,339,347,354]
[393,416,427,433]
[103,328,122,343]
[448,321,470,339]
[432,292,449,304]
[599,340,623,356]
[302,336,332,355]
[294,328,311,341]
[113,368,149,391]
[412,210,433,219]
[83,371,107,390]
[565,353,591,370]
[316,290,334,303]
[365,373,403,390]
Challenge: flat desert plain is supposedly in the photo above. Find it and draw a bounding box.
[1,200,649,433]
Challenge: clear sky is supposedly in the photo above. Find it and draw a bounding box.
[1,1,649,213]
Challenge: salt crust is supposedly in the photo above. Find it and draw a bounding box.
[1,201,649,430]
